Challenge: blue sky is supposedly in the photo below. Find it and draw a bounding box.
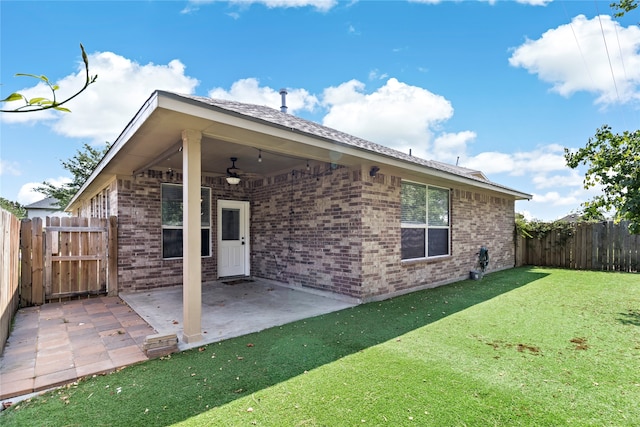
[1,0,638,220]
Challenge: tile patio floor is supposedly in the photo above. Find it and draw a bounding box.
[0,279,356,403]
[0,296,155,402]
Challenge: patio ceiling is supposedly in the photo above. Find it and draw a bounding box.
[69,92,379,210]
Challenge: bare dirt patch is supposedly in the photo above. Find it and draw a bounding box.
[570,337,589,350]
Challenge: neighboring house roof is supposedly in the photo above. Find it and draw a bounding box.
[68,90,531,210]
[25,197,70,218]
[559,213,581,223]
[25,197,61,210]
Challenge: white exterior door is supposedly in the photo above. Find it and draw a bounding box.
[217,200,250,277]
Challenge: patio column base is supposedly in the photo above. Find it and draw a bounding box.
[182,332,203,344]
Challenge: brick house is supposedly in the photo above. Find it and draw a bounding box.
[68,90,530,343]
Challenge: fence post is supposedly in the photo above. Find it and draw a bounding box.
[108,216,118,296]
[20,219,33,306]
[32,217,44,305]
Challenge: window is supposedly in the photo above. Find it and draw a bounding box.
[161,183,211,259]
[401,182,450,260]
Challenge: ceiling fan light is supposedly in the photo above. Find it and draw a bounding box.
[226,157,241,184]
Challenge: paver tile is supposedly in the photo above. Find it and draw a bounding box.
[0,365,35,383]
[75,359,116,378]
[0,377,35,400]
[33,367,77,391]
[1,296,157,402]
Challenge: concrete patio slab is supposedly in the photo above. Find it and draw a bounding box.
[121,278,357,351]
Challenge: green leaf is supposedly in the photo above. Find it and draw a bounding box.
[28,97,48,105]
[53,106,72,113]
[15,73,49,82]
[1,93,25,102]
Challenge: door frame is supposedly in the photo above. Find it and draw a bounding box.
[217,200,250,277]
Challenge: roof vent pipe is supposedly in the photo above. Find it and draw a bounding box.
[280,88,288,113]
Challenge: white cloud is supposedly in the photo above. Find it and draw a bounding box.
[368,69,389,81]
[0,160,21,176]
[532,169,583,189]
[17,177,72,205]
[515,0,552,5]
[509,14,640,105]
[408,0,445,4]
[182,0,337,14]
[321,78,455,159]
[231,0,337,11]
[431,131,477,165]
[530,180,604,214]
[531,191,580,206]
[208,78,319,114]
[462,144,568,177]
[2,52,200,144]
[517,209,535,221]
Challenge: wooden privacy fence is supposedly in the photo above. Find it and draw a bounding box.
[1,208,21,355]
[20,216,118,305]
[516,221,639,272]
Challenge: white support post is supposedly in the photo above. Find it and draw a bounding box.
[181,129,203,344]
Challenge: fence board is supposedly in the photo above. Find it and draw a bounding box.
[631,234,640,271]
[15,216,117,307]
[45,216,110,300]
[0,209,21,355]
[577,224,587,269]
[517,221,638,272]
[622,224,631,272]
[81,220,90,294]
[592,223,602,270]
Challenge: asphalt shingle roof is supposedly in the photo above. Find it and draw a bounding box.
[164,91,529,198]
[25,197,61,209]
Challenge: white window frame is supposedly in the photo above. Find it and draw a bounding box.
[161,183,211,259]
[401,181,451,260]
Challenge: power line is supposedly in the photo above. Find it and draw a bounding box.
[594,0,622,104]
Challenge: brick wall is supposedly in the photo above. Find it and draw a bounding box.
[250,166,364,298]
[359,178,515,301]
[81,164,517,299]
[252,165,516,301]
[110,170,248,291]
[361,175,515,300]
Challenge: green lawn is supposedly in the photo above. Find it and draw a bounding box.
[2,268,639,426]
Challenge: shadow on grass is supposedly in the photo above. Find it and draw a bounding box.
[3,267,547,426]
[618,309,640,326]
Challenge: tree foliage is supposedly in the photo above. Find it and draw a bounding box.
[610,0,638,18]
[565,125,640,234]
[0,44,97,113]
[0,197,27,219]
[36,142,111,210]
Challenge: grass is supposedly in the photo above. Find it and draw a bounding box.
[2,267,639,426]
